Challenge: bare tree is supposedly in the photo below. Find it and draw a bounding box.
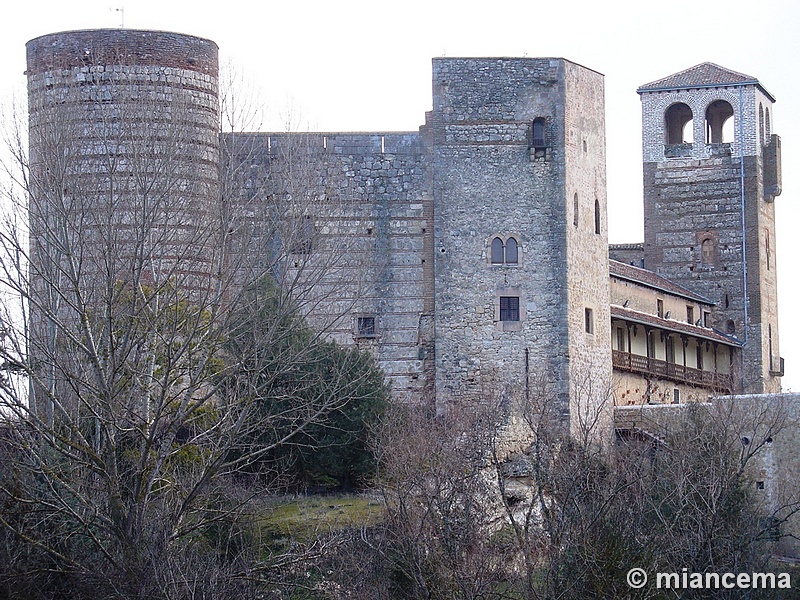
[365,365,798,600]
[0,58,376,598]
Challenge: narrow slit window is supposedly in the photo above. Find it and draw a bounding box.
[573,193,579,227]
[766,228,771,270]
[594,199,601,234]
[532,118,546,147]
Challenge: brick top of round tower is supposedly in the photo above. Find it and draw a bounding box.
[26,29,218,77]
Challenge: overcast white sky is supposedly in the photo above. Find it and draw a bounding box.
[2,0,799,389]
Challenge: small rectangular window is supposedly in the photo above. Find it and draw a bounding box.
[584,308,594,334]
[499,297,520,322]
[703,311,711,328]
[686,305,694,325]
[673,388,680,404]
[356,316,376,337]
[657,299,664,319]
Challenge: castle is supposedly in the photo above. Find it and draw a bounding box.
[25,28,785,429]
[24,29,798,553]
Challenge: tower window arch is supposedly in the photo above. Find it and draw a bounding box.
[705,100,734,144]
[491,237,504,264]
[594,199,601,235]
[505,237,518,264]
[701,237,715,266]
[665,102,693,144]
[765,107,771,140]
[488,235,521,265]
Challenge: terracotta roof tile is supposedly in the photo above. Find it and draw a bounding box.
[609,260,711,304]
[610,305,741,347]
[637,62,774,101]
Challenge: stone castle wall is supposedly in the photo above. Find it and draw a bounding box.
[222,131,435,403]
[616,395,800,558]
[563,60,613,442]
[428,57,612,437]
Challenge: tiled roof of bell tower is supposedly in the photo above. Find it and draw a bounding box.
[637,62,773,101]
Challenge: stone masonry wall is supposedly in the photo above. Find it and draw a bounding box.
[26,29,218,78]
[430,57,613,439]
[431,58,570,419]
[223,131,434,404]
[563,60,613,444]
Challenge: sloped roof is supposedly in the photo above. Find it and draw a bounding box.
[609,260,711,304]
[610,305,741,347]
[637,62,775,102]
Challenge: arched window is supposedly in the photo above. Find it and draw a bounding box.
[726,319,736,335]
[594,199,601,235]
[705,100,734,144]
[491,237,504,264]
[489,236,521,265]
[701,238,714,265]
[505,237,518,264]
[531,118,546,148]
[573,193,579,227]
[759,104,765,145]
[665,103,693,144]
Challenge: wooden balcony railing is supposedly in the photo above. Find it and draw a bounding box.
[612,349,733,393]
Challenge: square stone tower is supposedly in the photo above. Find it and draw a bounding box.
[639,63,782,394]
[430,58,612,440]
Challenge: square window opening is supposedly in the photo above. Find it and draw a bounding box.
[356,316,376,337]
[500,297,520,322]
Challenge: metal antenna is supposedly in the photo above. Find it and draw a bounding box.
[114,7,125,28]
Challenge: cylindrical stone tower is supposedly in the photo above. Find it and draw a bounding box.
[26,29,220,291]
[25,29,219,418]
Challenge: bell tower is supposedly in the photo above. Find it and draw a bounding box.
[639,63,783,393]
